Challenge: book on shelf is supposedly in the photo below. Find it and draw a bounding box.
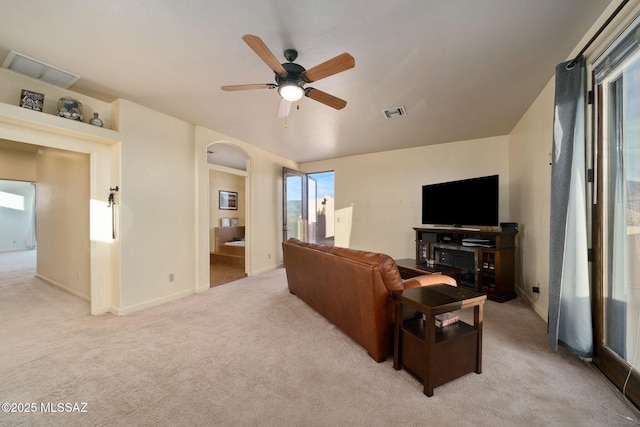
[435,312,459,328]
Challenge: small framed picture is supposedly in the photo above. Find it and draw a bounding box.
[219,190,238,210]
[20,89,44,111]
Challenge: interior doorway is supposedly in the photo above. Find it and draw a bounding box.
[0,179,37,289]
[0,132,110,314]
[207,143,249,287]
[0,179,36,252]
[0,141,92,312]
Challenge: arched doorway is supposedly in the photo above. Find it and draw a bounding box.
[207,142,250,286]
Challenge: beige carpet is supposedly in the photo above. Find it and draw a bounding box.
[1,250,639,426]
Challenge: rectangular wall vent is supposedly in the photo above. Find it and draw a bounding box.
[2,51,80,89]
[382,106,406,119]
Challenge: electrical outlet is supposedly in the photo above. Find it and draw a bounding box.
[532,286,540,294]
[169,273,175,283]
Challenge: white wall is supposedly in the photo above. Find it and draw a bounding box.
[301,136,511,260]
[0,143,36,181]
[508,80,554,320]
[210,170,245,228]
[117,100,196,314]
[36,147,91,300]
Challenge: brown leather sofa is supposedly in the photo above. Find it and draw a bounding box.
[282,238,457,362]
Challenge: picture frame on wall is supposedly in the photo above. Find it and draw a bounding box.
[20,89,44,112]
[219,190,238,210]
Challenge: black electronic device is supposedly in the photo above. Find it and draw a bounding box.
[500,222,519,232]
[421,175,499,227]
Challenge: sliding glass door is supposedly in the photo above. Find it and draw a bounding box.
[592,16,640,406]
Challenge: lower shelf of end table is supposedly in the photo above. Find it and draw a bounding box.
[392,284,486,396]
[400,318,478,390]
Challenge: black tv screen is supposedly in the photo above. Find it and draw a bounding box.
[421,175,499,227]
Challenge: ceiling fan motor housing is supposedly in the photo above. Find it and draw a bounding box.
[277,62,306,88]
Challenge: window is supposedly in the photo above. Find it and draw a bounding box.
[0,190,24,210]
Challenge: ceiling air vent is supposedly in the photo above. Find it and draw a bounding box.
[2,51,80,89]
[382,106,406,119]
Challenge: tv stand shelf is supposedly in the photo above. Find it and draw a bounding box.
[412,227,517,302]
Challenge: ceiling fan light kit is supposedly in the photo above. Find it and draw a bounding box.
[221,34,355,117]
[278,84,304,102]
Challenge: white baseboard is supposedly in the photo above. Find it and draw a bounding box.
[94,306,111,315]
[36,274,90,302]
[196,284,210,293]
[112,288,194,316]
[252,263,283,276]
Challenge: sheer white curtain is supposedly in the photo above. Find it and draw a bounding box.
[548,58,593,357]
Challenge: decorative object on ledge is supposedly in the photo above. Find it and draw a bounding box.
[88,112,103,127]
[219,190,238,210]
[57,96,83,121]
[20,89,44,111]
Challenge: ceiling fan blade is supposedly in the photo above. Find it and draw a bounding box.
[277,99,292,118]
[302,53,355,83]
[242,34,287,76]
[305,88,347,110]
[221,83,276,91]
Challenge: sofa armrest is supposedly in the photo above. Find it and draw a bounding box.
[402,274,457,289]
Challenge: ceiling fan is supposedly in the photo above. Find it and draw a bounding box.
[221,34,355,117]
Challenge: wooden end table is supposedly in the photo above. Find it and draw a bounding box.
[394,258,462,283]
[392,284,486,396]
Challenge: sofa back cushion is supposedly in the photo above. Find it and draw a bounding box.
[328,246,405,292]
[286,239,404,292]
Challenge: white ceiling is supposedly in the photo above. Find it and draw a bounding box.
[0,0,612,163]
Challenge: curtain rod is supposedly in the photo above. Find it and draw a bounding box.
[567,0,631,69]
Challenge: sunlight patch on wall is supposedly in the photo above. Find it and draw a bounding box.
[0,190,24,210]
[90,199,113,242]
[334,204,353,248]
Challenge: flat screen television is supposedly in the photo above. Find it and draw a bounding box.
[421,175,499,227]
